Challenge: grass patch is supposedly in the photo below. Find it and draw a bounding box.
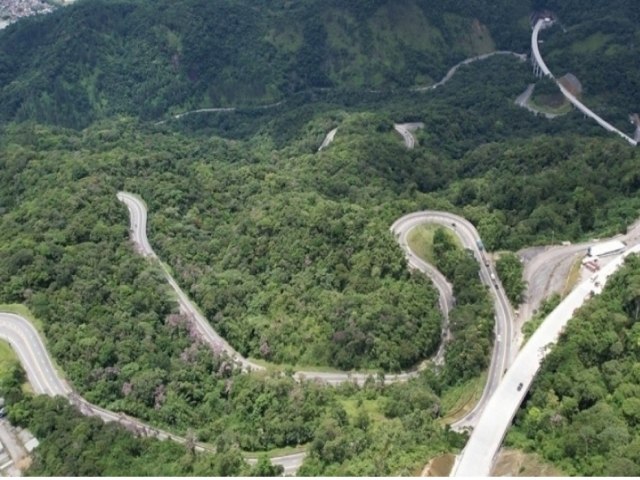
[0,340,19,373]
[522,293,562,343]
[0,340,31,393]
[440,373,486,424]
[561,255,583,297]
[339,397,386,423]
[0,303,67,383]
[407,224,461,264]
[569,32,612,55]
[529,95,572,116]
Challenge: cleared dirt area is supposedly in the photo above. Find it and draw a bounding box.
[421,453,456,476]
[492,448,563,476]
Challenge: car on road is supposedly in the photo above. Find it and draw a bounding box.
[517,382,523,391]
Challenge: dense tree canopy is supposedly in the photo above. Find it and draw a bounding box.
[508,254,640,476]
[0,0,638,475]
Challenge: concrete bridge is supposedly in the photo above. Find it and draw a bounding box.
[530,18,637,146]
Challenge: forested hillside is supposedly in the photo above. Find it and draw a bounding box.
[0,0,532,128]
[507,254,640,476]
[0,0,639,475]
[533,0,640,133]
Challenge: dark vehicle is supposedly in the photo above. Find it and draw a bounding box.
[517,382,523,391]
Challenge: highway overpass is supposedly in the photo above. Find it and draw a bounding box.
[531,18,637,146]
[452,243,640,476]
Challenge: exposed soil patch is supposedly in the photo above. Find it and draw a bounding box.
[421,453,455,476]
[492,448,563,476]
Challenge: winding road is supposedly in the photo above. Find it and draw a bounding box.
[119,193,516,428]
[412,51,526,92]
[514,83,560,119]
[531,18,637,146]
[391,212,515,430]
[0,313,70,397]
[3,193,639,475]
[0,16,637,477]
[0,312,302,473]
[393,123,424,149]
[117,192,473,386]
[117,192,262,373]
[0,193,518,474]
[318,127,338,151]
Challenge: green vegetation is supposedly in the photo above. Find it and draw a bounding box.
[429,227,495,384]
[561,256,583,296]
[439,374,486,423]
[298,377,467,476]
[0,341,18,374]
[522,293,562,342]
[507,254,640,475]
[0,341,28,394]
[407,224,461,265]
[0,0,532,129]
[496,252,526,305]
[535,1,640,133]
[1,103,638,471]
[7,395,263,476]
[0,0,638,475]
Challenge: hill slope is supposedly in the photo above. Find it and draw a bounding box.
[0,0,531,128]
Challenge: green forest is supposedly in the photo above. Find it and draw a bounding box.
[0,0,639,475]
[0,0,539,129]
[507,254,640,476]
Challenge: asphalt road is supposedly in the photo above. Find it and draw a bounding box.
[119,194,516,427]
[0,313,70,396]
[413,51,526,92]
[117,192,458,386]
[514,220,640,361]
[5,194,639,475]
[391,214,454,365]
[453,243,640,476]
[0,202,503,475]
[390,211,514,430]
[514,83,559,119]
[0,312,302,473]
[393,123,424,149]
[318,127,338,151]
[531,18,637,146]
[117,192,264,373]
